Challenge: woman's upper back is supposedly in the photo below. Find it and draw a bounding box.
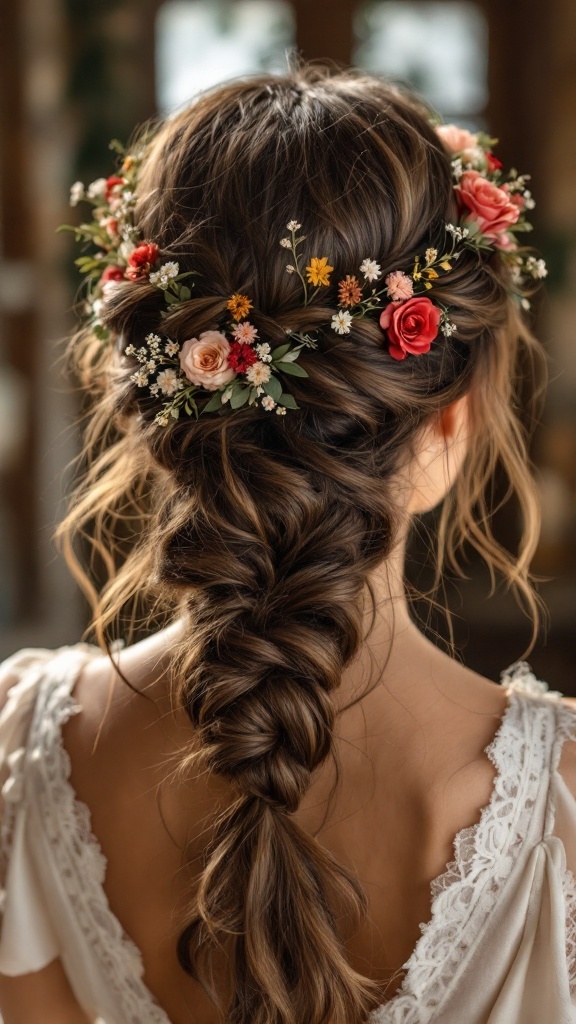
[1,640,576,1024]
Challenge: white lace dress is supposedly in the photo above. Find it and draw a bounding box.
[0,646,575,1024]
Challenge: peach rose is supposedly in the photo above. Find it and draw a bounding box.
[455,170,520,244]
[436,124,479,154]
[179,331,236,390]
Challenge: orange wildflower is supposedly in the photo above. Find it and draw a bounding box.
[305,257,334,288]
[337,274,362,307]
[227,292,253,321]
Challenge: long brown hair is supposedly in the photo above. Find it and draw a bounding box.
[58,64,546,1023]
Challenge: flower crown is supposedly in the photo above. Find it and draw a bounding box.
[64,127,546,424]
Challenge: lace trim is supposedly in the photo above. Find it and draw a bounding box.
[27,651,171,1024]
[550,697,576,997]
[370,664,564,1024]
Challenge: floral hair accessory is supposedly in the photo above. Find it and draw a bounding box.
[64,124,547,423]
[63,144,314,420]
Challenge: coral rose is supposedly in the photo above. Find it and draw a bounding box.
[455,170,520,244]
[379,297,441,361]
[179,331,236,390]
[125,242,159,281]
[100,265,125,283]
[436,125,479,154]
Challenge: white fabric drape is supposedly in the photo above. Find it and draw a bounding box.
[0,648,574,1024]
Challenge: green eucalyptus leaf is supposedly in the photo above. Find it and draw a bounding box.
[276,361,308,377]
[263,375,282,402]
[230,386,251,409]
[278,347,302,362]
[271,342,291,360]
[202,391,225,413]
[179,286,192,301]
[279,393,298,409]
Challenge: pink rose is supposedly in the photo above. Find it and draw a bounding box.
[379,297,441,361]
[455,170,520,244]
[385,270,414,302]
[436,125,479,154]
[179,331,236,390]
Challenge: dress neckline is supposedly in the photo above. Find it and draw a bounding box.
[33,647,560,1024]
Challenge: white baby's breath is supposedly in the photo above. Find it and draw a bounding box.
[256,342,272,363]
[70,181,85,206]
[156,368,181,395]
[87,177,107,200]
[262,395,276,411]
[360,259,381,282]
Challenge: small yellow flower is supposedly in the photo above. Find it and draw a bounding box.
[305,257,334,288]
[227,293,253,321]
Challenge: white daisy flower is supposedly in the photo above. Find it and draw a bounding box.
[165,340,180,356]
[287,220,301,231]
[246,361,272,386]
[86,177,107,200]
[156,369,181,395]
[69,181,85,206]
[360,259,381,282]
[331,310,353,335]
[261,395,276,411]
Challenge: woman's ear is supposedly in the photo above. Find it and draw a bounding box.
[435,392,471,444]
[406,393,471,515]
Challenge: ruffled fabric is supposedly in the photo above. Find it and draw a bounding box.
[0,650,575,1024]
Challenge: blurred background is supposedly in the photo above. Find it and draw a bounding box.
[0,0,574,690]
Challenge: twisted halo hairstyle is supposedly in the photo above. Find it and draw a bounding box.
[59,64,546,1024]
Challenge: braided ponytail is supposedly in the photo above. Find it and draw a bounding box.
[59,65,546,1023]
[149,418,396,1020]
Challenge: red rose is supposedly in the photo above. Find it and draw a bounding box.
[379,297,441,361]
[100,265,125,283]
[125,242,159,281]
[486,153,503,172]
[455,170,520,245]
[227,341,259,373]
[105,175,126,200]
